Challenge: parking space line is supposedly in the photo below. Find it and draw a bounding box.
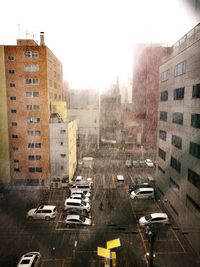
[93,175,96,187]
[103,175,106,187]
[171,228,186,253]
[155,251,186,255]
[55,212,63,230]
[112,174,116,188]
[129,174,134,183]
[138,228,147,254]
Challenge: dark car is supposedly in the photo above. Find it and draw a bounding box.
[65,208,87,217]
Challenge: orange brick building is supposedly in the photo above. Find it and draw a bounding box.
[0,33,63,186]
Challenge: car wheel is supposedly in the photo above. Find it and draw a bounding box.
[134,196,138,200]
[28,216,33,221]
[45,216,50,221]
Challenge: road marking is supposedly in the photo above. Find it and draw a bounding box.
[93,175,96,187]
[129,174,134,183]
[112,174,116,188]
[171,227,186,253]
[138,227,147,253]
[103,175,106,187]
[55,212,63,230]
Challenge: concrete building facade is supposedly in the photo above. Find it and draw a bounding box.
[0,34,65,186]
[156,23,200,254]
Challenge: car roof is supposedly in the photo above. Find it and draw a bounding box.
[18,252,40,266]
[137,187,154,191]
[65,198,82,203]
[70,194,82,198]
[38,205,56,210]
[150,213,168,218]
[66,214,81,220]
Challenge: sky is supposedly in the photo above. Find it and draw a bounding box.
[0,0,199,90]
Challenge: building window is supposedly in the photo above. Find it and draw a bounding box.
[29,167,42,173]
[189,142,200,159]
[27,130,40,136]
[13,159,19,163]
[170,156,181,173]
[173,87,184,100]
[61,166,64,170]
[14,168,20,172]
[8,55,15,61]
[25,78,39,85]
[60,154,66,158]
[27,117,40,123]
[169,177,180,193]
[186,194,200,213]
[161,70,169,81]
[10,96,16,100]
[24,64,39,72]
[28,155,41,161]
[60,142,63,146]
[9,69,15,74]
[160,111,167,121]
[11,109,17,113]
[159,130,167,141]
[174,61,186,76]
[26,104,40,110]
[172,112,183,125]
[12,147,19,151]
[9,83,16,88]
[60,129,66,134]
[188,169,200,190]
[158,148,166,161]
[11,122,17,126]
[172,135,182,149]
[160,90,168,101]
[192,83,200,98]
[25,91,40,98]
[191,114,200,128]
[12,134,18,139]
[24,51,39,58]
[28,143,41,148]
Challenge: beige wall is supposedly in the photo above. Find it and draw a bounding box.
[68,119,77,183]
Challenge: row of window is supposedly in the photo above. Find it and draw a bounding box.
[8,64,39,74]
[160,112,200,128]
[12,144,41,150]
[8,51,39,61]
[160,83,200,101]
[14,155,41,161]
[14,166,65,173]
[158,141,200,160]
[161,61,186,81]
[160,131,182,149]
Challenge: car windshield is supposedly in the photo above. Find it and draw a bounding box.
[80,215,86,222]
[144,214,152,221]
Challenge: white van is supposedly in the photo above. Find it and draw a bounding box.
[70,183,91,193]
[64,198,90,212]
[130,188,154,200]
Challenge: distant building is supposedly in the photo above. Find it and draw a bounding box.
[0,34,76,186]
[68,89,100,156]
[156,23,200,254]
[132,43,171,150]
[100,80,122,146]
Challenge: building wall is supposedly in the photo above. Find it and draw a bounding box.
[156,23,200,253]
[67,119,77,183]
[0,46,10,183]
[132,44,171,149]
[1,39,63,186]
[69,89,99,109]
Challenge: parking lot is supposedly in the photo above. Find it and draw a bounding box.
[0,158,198,267]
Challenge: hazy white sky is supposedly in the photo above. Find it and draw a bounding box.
[0,0,199,90]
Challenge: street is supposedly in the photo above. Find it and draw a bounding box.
[0,159,198,267]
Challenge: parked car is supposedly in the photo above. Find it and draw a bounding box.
[125,160,132,168]
[130,188,154,199]
[132,160,140,168]
[64,198,90,212]
[69,193,90,203]
[65,208,87,217]
[139,213,169,227]
[17,252,41,267]
[70,183,92,193]
[86,177,93,185]
[26,205,57,221]
[70,189,91,198]
[75,176,83,182]
[139,160,146,168]
[65,214,91,226]
[128,182,152,193]
[117,175,125,182]
[145,159,154,167]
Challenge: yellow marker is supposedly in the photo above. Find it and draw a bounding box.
[107,238,121,249]
[97,247,110,259]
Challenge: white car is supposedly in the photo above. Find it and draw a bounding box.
[17,252,41,267]
[65,214,91,226]
[125,160,132,168]
[75,175,83,182]
[71,190,91,198]
[86,177,93,185]
[145,159,154,167]
[26,205,57,221]
[69,194,90,203]
[139,213,169,227]
[117,175,125,181]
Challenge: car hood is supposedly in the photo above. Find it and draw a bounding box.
[139,216,147,225]
[84,218,92,225]
[27,208,37,216]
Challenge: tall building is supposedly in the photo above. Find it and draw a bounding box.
[0,33,76,186]
[132,44,171,149]
[156,23,200,253]
[68,89,100,155]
